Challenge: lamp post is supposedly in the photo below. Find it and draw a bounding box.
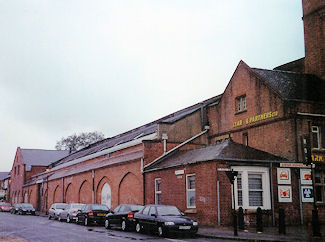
[226,169,239,236]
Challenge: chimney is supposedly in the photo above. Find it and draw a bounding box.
[302,0,325,79]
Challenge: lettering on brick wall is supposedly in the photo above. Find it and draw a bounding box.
[233,111,278,128]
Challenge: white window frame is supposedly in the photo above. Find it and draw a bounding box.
[186,174,196,209]
[154,178,161,205]
[312,126,320,149]
[236,95,246,112]
[232,166,271,210]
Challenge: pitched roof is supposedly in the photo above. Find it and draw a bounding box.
[51,95,221,168]
[252,68,325,102]
[21,149,69,171]
[144,140,285,172]
[0,172,9,180]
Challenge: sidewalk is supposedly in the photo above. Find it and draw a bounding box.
[197,225,325,241]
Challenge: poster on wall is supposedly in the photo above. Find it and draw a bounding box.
[277,168,291,184]
[301,186,314,202]
[278,186,292,202]
[300,169,312,185]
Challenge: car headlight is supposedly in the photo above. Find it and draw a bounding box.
[164,222,175,226]
[193,222,198,226]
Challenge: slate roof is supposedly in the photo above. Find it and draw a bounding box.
[21,149,69,171]
[252,68,325,103]
[144,140,285,171]
[0,172,9,180]
[51,95,221,168]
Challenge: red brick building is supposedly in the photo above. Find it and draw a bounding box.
[8,0,324,229]
[143,0,325,227]
[10,147,68,207]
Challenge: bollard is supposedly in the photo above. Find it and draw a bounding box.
[256,207,263,233]
[238,207,245,230]
[312,209,321,237]
[278,208,286,235]
[233,210,238,236]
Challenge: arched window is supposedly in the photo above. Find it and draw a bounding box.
[101,183,111,209]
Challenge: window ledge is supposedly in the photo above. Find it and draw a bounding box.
[185,208,197,214]
[235,110,247,115]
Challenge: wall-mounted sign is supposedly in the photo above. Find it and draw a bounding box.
[312,154,323,162]
[300,169,312,185]
[232,111,278,128]
[301,186,314,202]
[280,163,310,168]
[278,186,292,202]
[175,170,184,175]
[277,168,291,184]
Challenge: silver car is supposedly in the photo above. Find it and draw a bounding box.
[48,203,68,220]
[58,203,84,223]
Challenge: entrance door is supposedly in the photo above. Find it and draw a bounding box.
[101,183,111,209]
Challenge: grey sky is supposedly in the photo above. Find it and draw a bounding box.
[0,0,304,172]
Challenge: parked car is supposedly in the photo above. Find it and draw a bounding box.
[76,204,110,226]
[105,204,144,231]
[15,203,36,215]
[134,205,198,237]
[48,203,68,220]
[0,202,12,212]
[11,203,21,214]
[58,203,84,223]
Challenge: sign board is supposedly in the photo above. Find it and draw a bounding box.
[217,168,231,171]
[278,186,292,202]
[277,168,291,184]
[175,170,184,175]
[280,163,310,168]
[301,186,314,202]
[300,169,312,185]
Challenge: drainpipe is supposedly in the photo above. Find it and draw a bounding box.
[92,170,95,203]
[269,162,275,226]
[62,178,64,203]
[294,116,303,225]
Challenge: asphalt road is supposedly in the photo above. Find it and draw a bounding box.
[0,212,223,242]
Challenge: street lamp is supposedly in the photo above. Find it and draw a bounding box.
[226,169,239,236]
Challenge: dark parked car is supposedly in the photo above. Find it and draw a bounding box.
[11,203,21,214]
[105,204,144,231]
[58,203,84,222]
[134,205,198,237]
[0,202,12,212]
[76,204,110,226]
[13,203,36,215]
[48,203,68,220]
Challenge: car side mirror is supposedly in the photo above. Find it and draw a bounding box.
[181,212,185,216]
[150,213,156,217]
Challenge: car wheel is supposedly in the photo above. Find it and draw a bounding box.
[104,219,110,229]
[48,215,51,220]
[157,225,164,237]
[84,217,88,226]
[135,222,141,233]
[58,216,62,222]
[67,216,70,223]
[121,220,127,231]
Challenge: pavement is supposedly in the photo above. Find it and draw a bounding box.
[197,224,325,242]
[36,212,324,241]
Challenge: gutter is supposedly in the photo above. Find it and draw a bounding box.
[144,128,209,170]
[297,112,325,118]
[50,132,157,172]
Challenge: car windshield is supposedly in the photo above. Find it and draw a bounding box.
[71,204,84,209]
[157,206,182,216]
[21,204,33,208]
[56,204,68,209]
[91,205,109,211]
[129,205,144,211]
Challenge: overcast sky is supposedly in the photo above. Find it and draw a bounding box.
[0,0,304,172]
